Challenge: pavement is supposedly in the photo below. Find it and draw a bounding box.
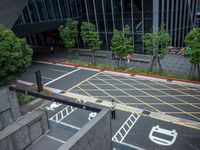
[16,49,200,150]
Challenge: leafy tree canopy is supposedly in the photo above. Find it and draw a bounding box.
[142,25,170,56]
[111,25,133,59]
[0,25,32,84]
[59,19,78,50]
[184,28,200,64]
[80,22,102,52]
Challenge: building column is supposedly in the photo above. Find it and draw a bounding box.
[84,0,89,22]
[178,0,183,47]
[111,0,115,30]
[93,0,99,32]
[170,0,174,45]
[131,0,135,50]
[102,0,109,50]
[121,0,124,34]
[153,0,159,34]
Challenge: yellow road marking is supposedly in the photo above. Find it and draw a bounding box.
[61,92,200,131]
[95,74,161,112]
[147,80,200,111]
[123,102,200,105]
[67,72,101,92]
[104,73,200,122]
[86,80,124,104]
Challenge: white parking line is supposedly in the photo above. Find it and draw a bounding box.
[51,120,81,130]
[112,113,141,143]
[42,76,54,80]
[50,68,68,73]
[45,135,66,144]
[44,68,80,86]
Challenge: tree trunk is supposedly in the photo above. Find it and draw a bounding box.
[92,51,95,64]
[68,49,71,62]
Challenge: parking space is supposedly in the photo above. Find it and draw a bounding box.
[123,116,200,150]
[68,72,200,123]
[20,62,76,85]
[20,61,200,149]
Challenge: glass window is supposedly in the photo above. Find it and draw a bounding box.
[52,0,61,19]
[23,7,31,23]
[36,0,47,21]
[28,1,39,22]
[59,0,68,18]
[44,0,55,19]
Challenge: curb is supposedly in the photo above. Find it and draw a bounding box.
[33,59,200,87]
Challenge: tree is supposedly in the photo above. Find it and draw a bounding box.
[184,28,200,78]
[0,25,32,84]
[142,25,170,73]
[59,19,78,61]
[111,25,133,68]
[80,22,102,64]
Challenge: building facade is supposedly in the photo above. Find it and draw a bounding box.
[14,0,198,54]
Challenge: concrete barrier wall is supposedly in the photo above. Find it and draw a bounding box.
[0,110,49,150]
[0,87,21,130]
[32,46,194,77]
[58,109,112,150]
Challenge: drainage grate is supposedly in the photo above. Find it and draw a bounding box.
[142,110,151,115]
[95,100,103,103]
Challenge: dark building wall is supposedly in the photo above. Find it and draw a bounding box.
[0,0,29,29]
[14,0,197,53]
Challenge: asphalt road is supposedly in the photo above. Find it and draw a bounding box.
[19,61,200,150]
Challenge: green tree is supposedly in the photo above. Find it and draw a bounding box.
[184,28,200,78]
[184,28,200,64]
[142,25,170,73]
[59,19,78,61]
[142,25,170,56]
[0,25,32,84]
[80,22,102,64]
[111,25,133,68]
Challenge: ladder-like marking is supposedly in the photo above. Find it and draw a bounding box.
[112,113,141,143]
[49,99,83,122]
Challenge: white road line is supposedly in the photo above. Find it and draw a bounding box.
[104,71,131,76]
[55,121,81,130]
[119,141,146,150]
[112,113,141,143]
[79,67,101,72]
[26,130,49,150]
[50,68,68,73]
[42,76,54,80]
[17,80,34,86]
[45,135,66,144]
[44,68,80,86]
[55,63,76,68]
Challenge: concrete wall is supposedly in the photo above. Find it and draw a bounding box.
[0,86,21,130]
[0,0,28,28]
[73,49,192,77]
[58,109,112,150]
[31,46,195,77]
[0,110,49,150]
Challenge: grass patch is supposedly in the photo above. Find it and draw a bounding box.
[17,93,35,106]
[68,59,200,81]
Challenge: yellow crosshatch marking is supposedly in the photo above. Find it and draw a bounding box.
[66,72,200,129]
[101,73,200,122]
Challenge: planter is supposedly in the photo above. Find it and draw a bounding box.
[0,85,21,130]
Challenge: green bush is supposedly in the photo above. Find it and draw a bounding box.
[17,93,35,106]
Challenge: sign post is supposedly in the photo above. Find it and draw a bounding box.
[127,54,131,64]
[35,71,43,92]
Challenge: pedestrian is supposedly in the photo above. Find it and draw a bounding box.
[111,100,116,119]
[50,46,54,54]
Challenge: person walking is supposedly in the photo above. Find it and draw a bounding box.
[111,100,116,119]
[50,46,54,54]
